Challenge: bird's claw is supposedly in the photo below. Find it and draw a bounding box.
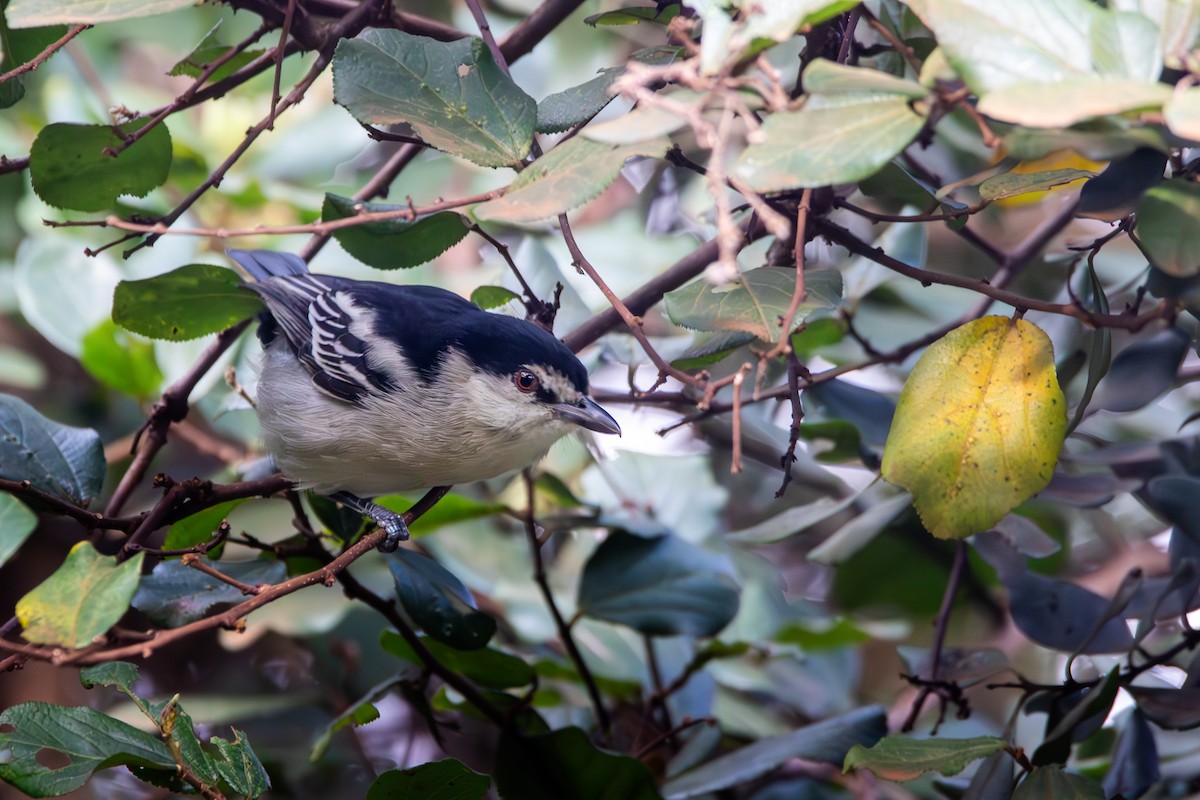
[375,511,410,552]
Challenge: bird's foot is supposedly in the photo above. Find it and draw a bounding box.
[330,491,410,551]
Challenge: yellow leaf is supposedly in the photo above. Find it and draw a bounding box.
[881,317,1066,539]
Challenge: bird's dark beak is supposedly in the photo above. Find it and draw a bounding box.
[554,396,621,435]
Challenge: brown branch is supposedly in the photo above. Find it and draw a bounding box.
[564,216,766,352]
[0,24,89,85]
[47,191,499,241]
[105,320,252,518]
[268,0,298,129]
[521,470,611,735]
[0,478,140,532]
[0,155,29,175]
[559,214,700,388]
[0,491,446,666]
[903,541,969,732]
[498,0,586,63]
[181,552,261,595]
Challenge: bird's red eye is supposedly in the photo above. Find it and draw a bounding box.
[514,369,540,393]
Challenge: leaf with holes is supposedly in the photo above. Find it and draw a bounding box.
[473,136,670,223]
[17,542,144,647]
[333,29,535,168]
[113,264,263,341]
[664,268,842,341]
[881,317,1066,539]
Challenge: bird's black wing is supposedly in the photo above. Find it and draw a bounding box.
[246,273,391,404]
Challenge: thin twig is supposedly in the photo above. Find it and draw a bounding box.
[902,541,968,732]
[0,24,89,85]
[521,470,612,736]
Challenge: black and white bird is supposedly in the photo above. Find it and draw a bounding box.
[229,249,620,551]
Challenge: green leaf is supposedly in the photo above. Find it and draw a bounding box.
[386,549,496,650]
[1136,180,1200,278]
[113,264,264,341]
[537,69,623,134]
[376,492,507,537]
[163,498,245,552]
[581,100,690,145]
[577,530,740,637]
[381,630,535,690]
[322,195,469,270]
[881,317,1066,539]
[979,168,1094,202]
[843,735,1008,781]
[494,727,661,800]
[537,46,680,134]
[333,29,536,168]
[80,319,163,401]
[367,760,490,800]
[976,77,1170,128]
[312,697,381,762]
[662,706,886,798]
[0,11,65,108]
[29,119,172,212]
[169,21,265,85]
[0,393,105,505]
[132,558,287,628]
[209,728,270,797]
[742,1,864,44]
[0,493,37,569]
[0,702,174,797]
[79,661,142,694]
[470,285,520,310]
[585,5,681,25]
[664,268,842,341]
[1089,10,1162,82]
[905,0,1100,94]
[473,136,670,223]
[671,330,758,370]
[734,100,923,191]
[1013,766,1105,799]
[16,542,144,647]
[7,0,194,24]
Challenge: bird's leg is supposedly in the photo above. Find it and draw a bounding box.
[330,491,410,552]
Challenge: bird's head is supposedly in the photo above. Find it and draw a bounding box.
[438,311,621,439]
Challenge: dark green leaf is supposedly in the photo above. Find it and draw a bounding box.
[578,531,739,637]
[662,706,886,798]
[113,264,263,341]
[387,549,496,650]
[470,285,520,310]
[795,420,863,463]
[0,392,104,504]
[1078,148,1166,220]
[1094,326,1191,412]
[664,268,842,341]
[16,543,143,647]
[495,727,661,800]
[322,195,469,270]
[311,674,395,762]
[671,330,758,370]
[381,630,535,690]
[0,702,174,797]
[209,728,270,797]
[333,29,535,168]
[80,319,163,400]
[1102,709,1159,799]
[843,735,1007,782]
[0,10,65,108]
[534,472,583,508]
[162,498,244,552]
[168,21,265,84]
[29,119,172,211]
[132,558,287,627]
[474,136,670,223]
[1012,766,1104,800]
[537,69,622,134]
[79,661,141,694]
[367,759,490,800]
[0,492,36,568]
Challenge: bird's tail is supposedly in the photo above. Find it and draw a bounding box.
[227,249,309,281]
